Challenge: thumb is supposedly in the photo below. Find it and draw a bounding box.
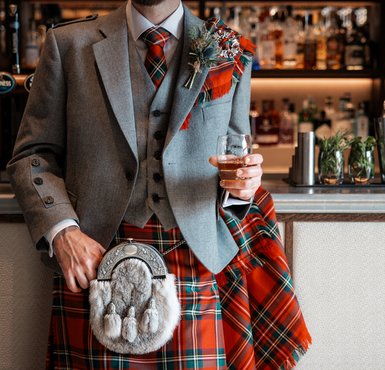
[209,156,218,168]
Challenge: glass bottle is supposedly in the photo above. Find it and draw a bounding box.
[289,103,298,146]
[304,13,317,70]
[23,18,40,70]
[326,9,341,70]
[271,11,283,69]
[278,98,293,144]
[255,100,279,146]
[354,102,369,139]
[345,16,364,70]
[259,10,275,69]
[298,99,314,133]
[282,6,297,69]
[314,110,332,145]
[314,12,327,70]
[295,15,305,69]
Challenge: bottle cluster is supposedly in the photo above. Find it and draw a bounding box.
[210,5,375,71]
[250,95,371,147]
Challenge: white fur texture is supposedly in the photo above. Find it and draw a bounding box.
[104,313,122,339]
[89,258,181,354]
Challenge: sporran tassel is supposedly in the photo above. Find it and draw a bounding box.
[122,306,138,343]
[104,302,122,339]
[141,298,159,333]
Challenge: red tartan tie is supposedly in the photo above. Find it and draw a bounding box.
[141,27,171,89]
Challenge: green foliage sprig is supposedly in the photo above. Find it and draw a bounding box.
[318,130,354,177]
[348,136,376,178]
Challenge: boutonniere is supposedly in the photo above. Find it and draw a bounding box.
[184,22,223,90]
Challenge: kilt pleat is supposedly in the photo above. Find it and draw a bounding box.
[46,188,311,370]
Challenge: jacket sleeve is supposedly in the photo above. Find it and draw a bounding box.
[6,28,79,252]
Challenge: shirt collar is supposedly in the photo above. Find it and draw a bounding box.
[126,0,184,41]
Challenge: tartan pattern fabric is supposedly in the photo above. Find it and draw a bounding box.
[141,27,171,89]
[46,188,311,369]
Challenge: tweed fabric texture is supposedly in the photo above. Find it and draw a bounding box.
[46,188,311,369]
[141,27,171,89]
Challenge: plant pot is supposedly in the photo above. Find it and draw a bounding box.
[318,150,344,185]
[348,150,375,185]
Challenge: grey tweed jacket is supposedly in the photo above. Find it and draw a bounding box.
[7,3,252,274]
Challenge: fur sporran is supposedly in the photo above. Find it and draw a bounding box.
[89,240,180,354]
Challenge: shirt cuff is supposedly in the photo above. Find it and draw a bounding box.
[44,219,79,257]
[222,190,252,207]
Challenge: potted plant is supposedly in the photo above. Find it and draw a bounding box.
[348,136,376,184]
[318,131,353,185]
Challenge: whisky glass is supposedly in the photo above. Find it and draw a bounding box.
[217,134,252,180]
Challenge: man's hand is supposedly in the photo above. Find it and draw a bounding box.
[54,226,105,293]
[209,153,263,200]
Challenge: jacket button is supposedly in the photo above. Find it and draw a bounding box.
[153,151,162,160]
[154,131,163,140]
[31,159,40,167]
[153,110,161,117]
[34,177,43,185]
[152,194,160,203]
[126,171,135,180]
[43,196,54,205]
[153,173,162,182]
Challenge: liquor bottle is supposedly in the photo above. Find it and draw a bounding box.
[354,101,369,139]
[324,96,338,129]
[308,96,319,119]
[8,4,20,74]
[295,15,305,69]
[314,110,332,144]
[259,10,275,69]
[227,6,243,34]
[255,100,279,146]
[247,7,260,70]
[282,6,297,69]
[249,102,259,143]
[278,98,294,144]
[23,19,40,70]
[345,16,364,70]
[314,12,327,70]
[271,11,283,69]
[325,9,342,70]
[304,13,317,70]
[298,99,314,133]
[334,96,352,135]
[289,103,298,146]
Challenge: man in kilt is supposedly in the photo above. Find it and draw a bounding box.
[7,0,311,368]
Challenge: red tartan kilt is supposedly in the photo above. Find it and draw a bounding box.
[46,189,311,370]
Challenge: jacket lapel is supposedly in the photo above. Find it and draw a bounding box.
[164,5,209,149]
[93,4,138,161]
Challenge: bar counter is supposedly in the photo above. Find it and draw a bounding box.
[1,178,385,369]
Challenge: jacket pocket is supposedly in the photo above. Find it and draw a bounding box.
[202,101,232,121]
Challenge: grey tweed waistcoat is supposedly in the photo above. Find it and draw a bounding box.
[123,29,183,231]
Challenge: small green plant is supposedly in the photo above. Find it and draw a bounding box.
[348,136,376,180]
[318,130,353,177]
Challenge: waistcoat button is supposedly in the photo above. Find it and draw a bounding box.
[152,194,160,203]
[153,173,162,182]
[154,131,163,140]
[153,110,161,117]
[34,177,43,185]
[31,159,40,167]
[153,151,162,160]
[126,171,135,180]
